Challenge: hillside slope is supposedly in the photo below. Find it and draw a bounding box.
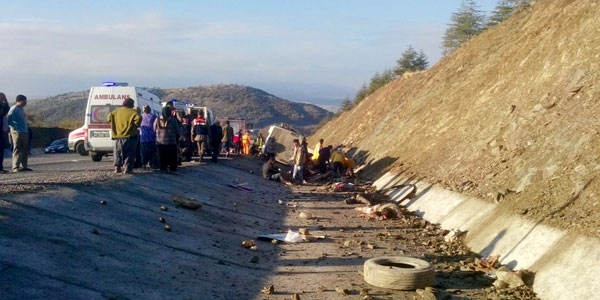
[312,0,600,238]
[26,84,332,134]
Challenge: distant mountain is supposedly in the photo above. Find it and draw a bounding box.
[26,84,333,134]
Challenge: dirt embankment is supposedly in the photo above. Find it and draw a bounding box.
[311,0,600,238]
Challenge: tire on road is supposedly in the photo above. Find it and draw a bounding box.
[90,152,103,162]
[363,256,435,290]
[75,141,89,156]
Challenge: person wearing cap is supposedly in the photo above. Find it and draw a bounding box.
[107,97,142,174]
[6,94,31,172]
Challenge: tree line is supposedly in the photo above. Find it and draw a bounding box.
[339,0,532,113]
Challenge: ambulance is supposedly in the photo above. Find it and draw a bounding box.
[84,82,163,162]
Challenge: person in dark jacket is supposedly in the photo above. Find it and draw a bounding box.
[317,145,332,174]
[0,93,10,173]
[209,120,223,162]
[154,106,179,173]
[262,157,280,181]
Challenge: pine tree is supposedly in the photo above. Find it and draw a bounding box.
[442,0,486,56]
[394,46,429,76]
[339,97,354,112]
[487,0,531,28]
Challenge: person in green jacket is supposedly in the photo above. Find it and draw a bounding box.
[107,97,141,174]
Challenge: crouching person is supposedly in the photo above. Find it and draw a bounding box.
[262,157,281,181]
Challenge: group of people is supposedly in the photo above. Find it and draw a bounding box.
[108,98,228,175]
[0,93,32,173]
[262,136,355,185]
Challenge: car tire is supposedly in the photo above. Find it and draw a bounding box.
[91,152,103,162]
[363,256,435,290]
[75,142,89,156]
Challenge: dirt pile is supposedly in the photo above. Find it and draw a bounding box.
[311,0,600,238]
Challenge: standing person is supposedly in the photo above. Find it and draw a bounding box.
[154,106,179,173]
[256,132,264,156]
[264,136,277,161]
[191,110,208,162]
[241,130,251,155]
[234,129,242,155]
[165,100,184,165]
[317,145,332,174]
[0,93,10,173]
[222,120,234,157]
[107,97,141,174]
[312,138,323,164]
[6,95,31,172]
[291,138,306,184]
[209,120,223,163]
[139,105,157,169]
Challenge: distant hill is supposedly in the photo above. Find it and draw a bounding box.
[26,84,333,134]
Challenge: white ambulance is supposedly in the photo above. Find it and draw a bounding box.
[84,82,163,162]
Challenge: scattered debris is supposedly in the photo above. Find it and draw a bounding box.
[284,230,303,243]
[444,228,465,243]
[260,285,274,294]
[158,217,165,223]
[298,228,309,235]
[473,255,499,273]
[172,194,202,210]
[100,200,107,205]
[160,205,168,211]
[335,287,349,295]
[299,212,314,219]
[334,182,355,192]
[164,225,171,232]
[226,183,253,192]
[242,240,256,248]
[355,203,402,220]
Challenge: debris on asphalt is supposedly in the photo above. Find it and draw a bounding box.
[298,212,314,219]
[354,203,402,220]
[260,285,275,294]
[335,287,349,295]
[172,194,202,210]
[284,230,303,243]
[163,224,171,231]
[242,240,256,248]
[159,217,165,223]
[160,205,168,211]
[100,200,107,205]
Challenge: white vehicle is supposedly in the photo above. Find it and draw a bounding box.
[84,82,163,162]
[68,125,88,156]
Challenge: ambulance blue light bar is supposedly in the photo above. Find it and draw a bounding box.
[102,82,128,87]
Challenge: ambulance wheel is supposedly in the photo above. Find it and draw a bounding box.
[363,256,435,290]
[91,152,103,162]
[75,141,89,156]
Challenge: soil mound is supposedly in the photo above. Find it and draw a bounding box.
[312,0,600,238]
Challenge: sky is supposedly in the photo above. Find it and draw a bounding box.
[0,0,499,108]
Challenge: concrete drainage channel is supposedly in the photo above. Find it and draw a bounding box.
[373,172,600,300]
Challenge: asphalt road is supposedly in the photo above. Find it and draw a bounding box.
[1,151,295,299]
